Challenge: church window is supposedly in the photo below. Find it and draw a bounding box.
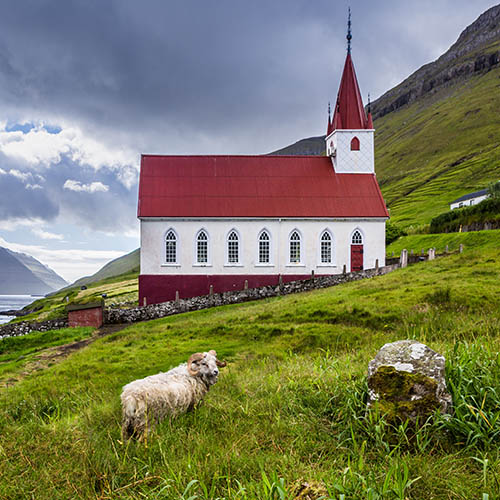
[320,231,332,264]
[227,230,240,264]
[351,230,363,244]
[350,136,360,151]
[165,230,177,263]
[289,230,301,263]
[258,230,270,264]
[196,230,208,264]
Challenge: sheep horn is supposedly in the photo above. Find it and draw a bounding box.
[187,352,204,376]
[208,349,226,367]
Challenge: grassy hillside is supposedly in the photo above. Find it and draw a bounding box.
[66,248,139,290]
[375,52,500,228]
[0,245,499,499]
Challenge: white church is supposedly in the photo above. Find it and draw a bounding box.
[137,19,389,305]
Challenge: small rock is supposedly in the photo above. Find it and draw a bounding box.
[367,340,452,423]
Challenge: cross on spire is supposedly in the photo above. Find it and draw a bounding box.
[347,7,352,54]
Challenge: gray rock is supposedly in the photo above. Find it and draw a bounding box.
[367,340,452,422]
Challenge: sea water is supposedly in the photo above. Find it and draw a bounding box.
[0,295,34,325]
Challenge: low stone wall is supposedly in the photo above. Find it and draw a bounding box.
[106,264,399,324]
[0,318,68,339]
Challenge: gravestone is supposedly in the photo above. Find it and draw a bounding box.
[367,340,452,423]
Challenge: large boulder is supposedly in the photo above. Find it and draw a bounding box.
[367,340,452,423]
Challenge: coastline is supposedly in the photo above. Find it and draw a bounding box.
[0,295,36,325]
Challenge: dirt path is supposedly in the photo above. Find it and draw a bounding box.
[1,324,129,388]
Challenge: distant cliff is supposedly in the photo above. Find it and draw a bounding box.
[0,246,67,295]
[370,4,500,119]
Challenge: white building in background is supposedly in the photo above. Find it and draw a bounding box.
[137,19,389,305]
[449,189,489,210]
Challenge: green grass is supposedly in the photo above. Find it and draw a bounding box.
[386,228,500,256]
[0,246,499,498]
[0,327,94,381]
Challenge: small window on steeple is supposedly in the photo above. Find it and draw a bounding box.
[351,137,360,151]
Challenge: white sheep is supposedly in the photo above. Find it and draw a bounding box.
[121,349,226,439]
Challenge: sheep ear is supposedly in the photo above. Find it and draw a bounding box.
[208,350,217,357]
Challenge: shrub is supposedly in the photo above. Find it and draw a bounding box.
[386,221,408,245]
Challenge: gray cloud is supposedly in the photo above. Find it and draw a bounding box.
[0,0,497,239]
[0,0,497,157]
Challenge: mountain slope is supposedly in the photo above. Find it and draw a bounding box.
[0,247,66,295]
[69,248,139,289]
[8,249,67,291]
[272,5,500,227]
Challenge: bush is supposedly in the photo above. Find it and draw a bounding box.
[386,221,408,245]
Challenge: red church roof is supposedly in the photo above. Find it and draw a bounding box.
[330,53,371,131]
[138,155,388,219]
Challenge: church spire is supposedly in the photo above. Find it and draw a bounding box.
[329,10,369,131]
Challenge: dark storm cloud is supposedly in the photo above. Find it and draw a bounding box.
[0,0,497,155]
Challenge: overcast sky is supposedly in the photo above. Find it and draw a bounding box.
[0,0,497,282]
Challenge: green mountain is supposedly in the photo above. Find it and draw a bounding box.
[272,5,500,228]
[0,247,67,295]
[68,248,139,289]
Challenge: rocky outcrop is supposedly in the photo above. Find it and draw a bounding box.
[367,340,453,423]
[371,5,500,120]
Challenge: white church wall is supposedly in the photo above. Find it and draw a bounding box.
[140,218,386,275]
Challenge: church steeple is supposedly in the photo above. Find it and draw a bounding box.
[330,12,370,131]
[325,10,375,174]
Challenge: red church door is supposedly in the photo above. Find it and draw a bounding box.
[350,230,364,272]
[350,245,363,272]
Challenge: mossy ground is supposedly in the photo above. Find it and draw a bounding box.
[0,246,499,498]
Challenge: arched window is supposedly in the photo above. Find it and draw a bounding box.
[196,230,208,264]
[351,230,363,244]
[320,231,332,264]
[165,230,177,263]
[258,230,270,264]
[289,230,301,263]
[350,137,360,151]
[227,230,240,264]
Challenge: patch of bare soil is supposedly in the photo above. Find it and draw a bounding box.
[1,324,128,388]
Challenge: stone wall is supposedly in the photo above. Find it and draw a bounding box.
[0,318,68,339]
[106,264,399,324]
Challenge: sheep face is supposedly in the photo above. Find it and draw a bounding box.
[191,351,220,386]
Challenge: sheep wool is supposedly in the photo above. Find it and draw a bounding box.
[121,350,226,439]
